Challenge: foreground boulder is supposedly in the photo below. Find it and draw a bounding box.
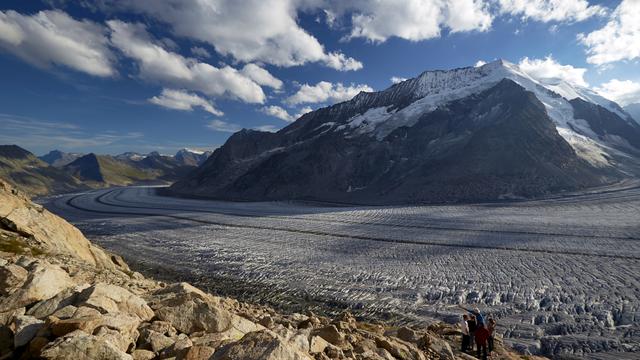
[40,330,132,360]
[26,284,90,319]
[213,330,313,360]
[0,263,28,295]
[147,282,263,339]
[78,283,154,320]
[13,315,44,347]
[0,178,128,271]
[0,261,72,312]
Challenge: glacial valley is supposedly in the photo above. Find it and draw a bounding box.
[43,185,640,358]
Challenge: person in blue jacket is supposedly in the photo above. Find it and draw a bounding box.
[458,304,485,326]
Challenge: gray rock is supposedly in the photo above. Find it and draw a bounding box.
[138,328,175,353]
[423,333,454,360]
[148,282,237,334]
[72,306,102,318]
[309,335,330,354]
[13,315,44,347]
[77,283,154,320]
[176,345,215,360]
[375,336,426,360]
[131,349,155,360]
[0,262,72,312]
[0,307,24,326]
[27,284,90,319]
[312,325,346,347]
[40,330,133,360]
[51,305,78,319]
[213,330,312,360]
[0,264,28,295]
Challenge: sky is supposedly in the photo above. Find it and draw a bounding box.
[0,0,638,156]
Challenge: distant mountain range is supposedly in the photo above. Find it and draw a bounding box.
[174,148,213,166]
[5,60,639,204]
[170,60,640,204]
[0,147,211,196]
[39,150,83,167]
[0,145,87,196]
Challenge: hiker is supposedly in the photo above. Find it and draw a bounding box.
[487,318,497,354]
[467,314,477,350]
[460,314,470,352]
[475,324,490,360]
[458,304,485,326]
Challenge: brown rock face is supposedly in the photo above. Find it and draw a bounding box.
[40,330,133,360]
[0,261,73,312]
[213,330,313,360]
[77,283,154,321]
[178,345,216,360]
[313,325,347,347]
[0,263,28,295]
[0,179,127,271]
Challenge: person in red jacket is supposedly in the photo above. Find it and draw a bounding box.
[475,324,490,360]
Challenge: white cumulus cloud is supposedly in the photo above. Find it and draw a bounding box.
[323,51,364,71]
[108,20,266,104]
[261,105,313,122]
[498,0,606,23]
[579,0,640,65]
[286,81,373,105]
[253,124,280,132]
[594,79,640,107]
[262,105,295,122]
[0,10,114,77]
[518,56,588,87]
[342,0,492,42]
[104,0,362,71]
[241,64,283,90]
[149,88,224,116]
[206,119,242,133]
[390,76,407,84]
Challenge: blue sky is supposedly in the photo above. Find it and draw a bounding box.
[0,0,638,155]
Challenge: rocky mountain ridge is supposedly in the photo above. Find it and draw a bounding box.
[38,150,83,168]
[0,145,87,197]
[2,146,213,197]
[0,178,540,360]
[170,60,640,204]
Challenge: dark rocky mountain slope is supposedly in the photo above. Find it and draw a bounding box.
[64,153,159,186]
[170,79,618,204]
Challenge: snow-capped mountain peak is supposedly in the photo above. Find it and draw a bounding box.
[178,148,205,155]
[335,59,638,168]
[171,59,640,204]
[174,148,212,166]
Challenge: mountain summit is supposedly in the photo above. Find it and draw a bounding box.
[174,148,213,166]
[170,60,640,204]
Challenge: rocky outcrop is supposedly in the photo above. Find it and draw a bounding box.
[0,178,535,359]
[0,178,128,270]
[0,261,72,312]
[213,330,312,360]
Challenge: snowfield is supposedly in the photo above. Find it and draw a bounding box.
[44,186,640,358]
